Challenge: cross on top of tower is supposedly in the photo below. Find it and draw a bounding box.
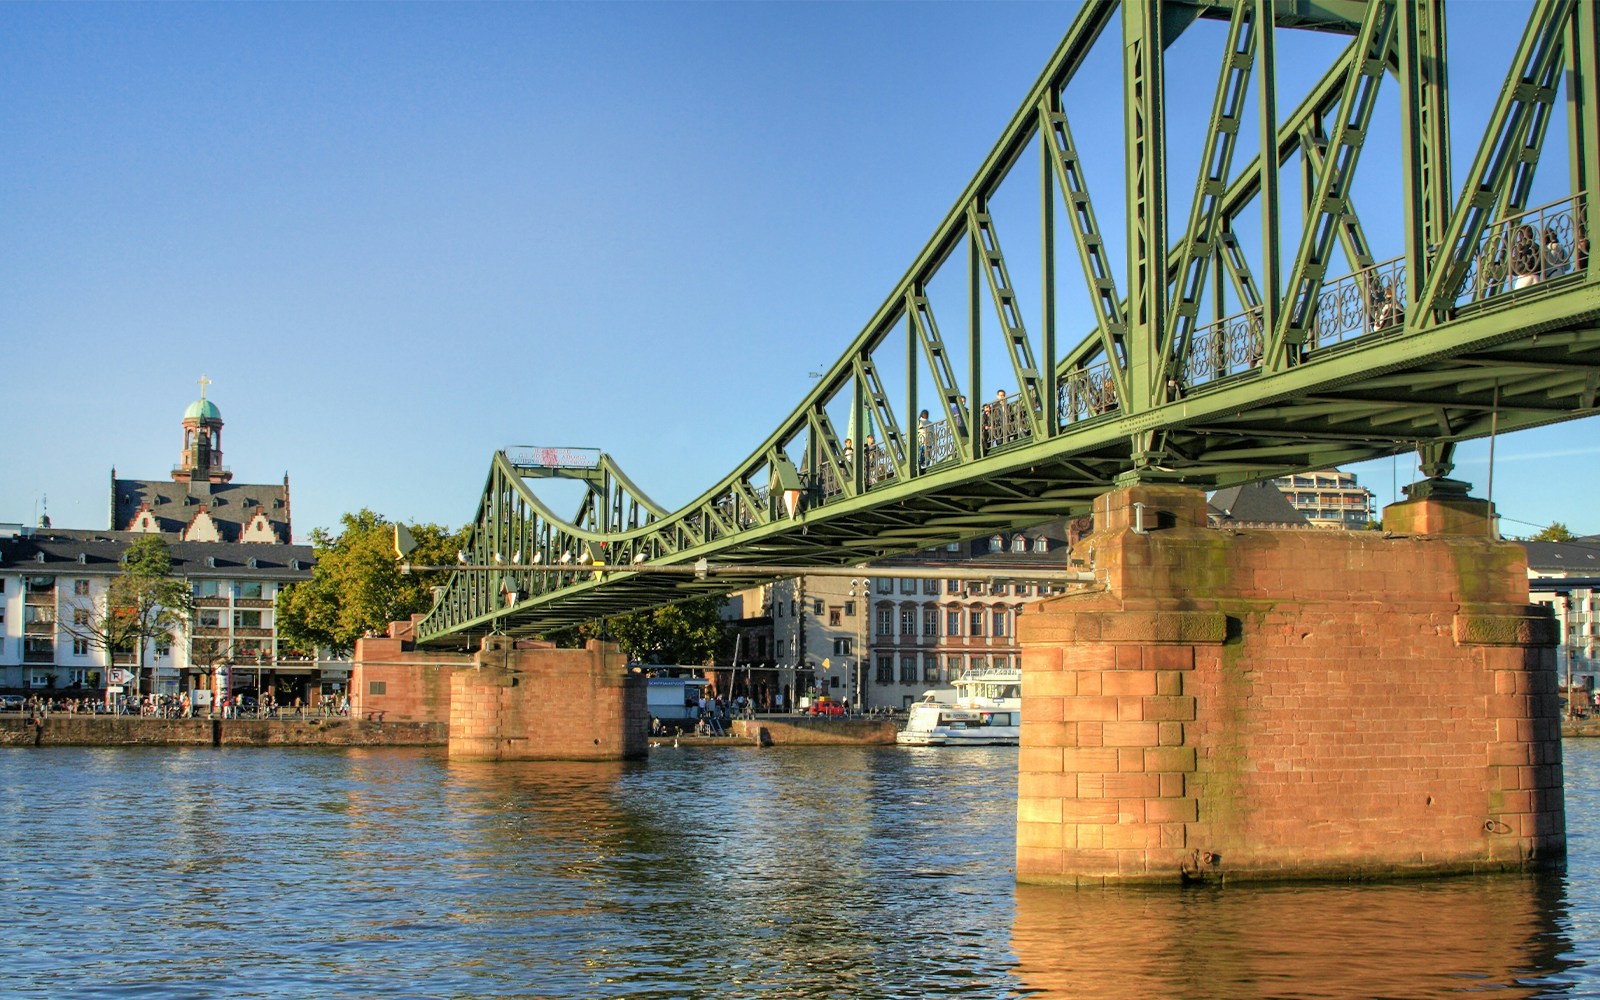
[198,373,211,401]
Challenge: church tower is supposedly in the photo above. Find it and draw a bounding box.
[172,374,232,484]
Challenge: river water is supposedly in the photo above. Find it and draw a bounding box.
[2,740,1598,999]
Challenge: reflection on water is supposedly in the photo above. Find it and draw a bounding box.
[1014,876,1574,999]
[1,742,1597,998]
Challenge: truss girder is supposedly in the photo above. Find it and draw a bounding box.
[416,0,1600,647]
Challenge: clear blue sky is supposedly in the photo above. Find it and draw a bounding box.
[4,1,1595,542]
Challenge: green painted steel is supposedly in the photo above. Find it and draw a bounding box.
[417,0,1600,648]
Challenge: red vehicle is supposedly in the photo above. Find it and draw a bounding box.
[809,698,846,717]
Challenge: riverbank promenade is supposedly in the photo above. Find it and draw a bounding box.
[0,712,899,748]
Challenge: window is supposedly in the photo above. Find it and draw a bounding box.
[73,579,90,596]
[946,579,961,594]
[238,581,264,599]
[899,577,916,594]
[898,655,917,683]
[369,681,387,696]
[193,580,220,598]
[923,608,938,636]
[900,608,915,635]
[828,607,842,627]
[813,600,824,616]
[832,638,853,656]
[234,610,263,629]
[993,582,1009,597]
[777,639,787,659]
[73,639,89,656]
[74,609,89,627]
[946,609,962,636]
[156,635,171,657]
[876,608,892,636]
[789,601,795,617]
[990,534,1004,552]
[875,655,894,684]
[876,578,892,594]
[1012,534,1027,553]
[922,578,938,595]
[197,609,221,628]
[1034,536,1050,553]
[923,654,939,683]
[0,637,4,653]
[844,600,856,617]
[992,610,1008,637]
[946,654,964,680]
[969,610,985,637]
[968,581,987,597]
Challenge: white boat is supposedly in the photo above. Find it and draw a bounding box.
[896,668,1021,746]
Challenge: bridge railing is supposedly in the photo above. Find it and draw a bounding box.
[1308,255,1409,351]
[1056,361,1120,428]
[1184,310,1266,388]
[1456,193,1587,307]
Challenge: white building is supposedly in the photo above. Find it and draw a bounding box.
[1270,468,1376,528]
[0,524,319,699]
[1522,535,1600,693]
[1,382,343,703]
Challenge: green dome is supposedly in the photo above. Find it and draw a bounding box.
[184,398,221,421]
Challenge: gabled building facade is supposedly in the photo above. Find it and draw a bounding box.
[0,525,316,700]
[2,382,343,704]
[111,380,292,544]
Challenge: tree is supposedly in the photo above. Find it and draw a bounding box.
[549,595,732,665]
[277,509,464,656]
[58,533,192,697]
[1529,522,1576,542]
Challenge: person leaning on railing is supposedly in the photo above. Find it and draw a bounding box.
[1542,226,1571,279]
[1511,224,1542,289]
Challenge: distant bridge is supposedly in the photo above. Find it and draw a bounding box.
[417,0,1599,647]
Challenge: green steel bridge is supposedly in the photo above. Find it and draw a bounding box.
[416,0,1599,648]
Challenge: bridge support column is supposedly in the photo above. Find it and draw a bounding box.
[450,638,648,761]
[1017,484,1564,885]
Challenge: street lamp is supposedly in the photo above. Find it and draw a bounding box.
[851,578,868,713]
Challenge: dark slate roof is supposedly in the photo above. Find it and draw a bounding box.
[1208,482,1310,526]
[1521,535,1600,574]
[110,476,291,543]
[0,529,313,579]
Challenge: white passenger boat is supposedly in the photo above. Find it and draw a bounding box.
[896,668,1021,746]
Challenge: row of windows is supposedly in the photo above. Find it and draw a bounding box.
[875,606,1010,638]
[194,609,270,629]
[872,577,1051,597]
[3,635,284,660]
[873,653,1013,685]
[0,578,278,600]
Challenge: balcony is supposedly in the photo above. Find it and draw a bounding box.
[24,649,54,664]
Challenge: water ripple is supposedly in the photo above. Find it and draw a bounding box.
[2,742,1599,997]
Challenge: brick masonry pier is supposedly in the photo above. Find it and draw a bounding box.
[1017,484,1565,885]
[354,628,648,761]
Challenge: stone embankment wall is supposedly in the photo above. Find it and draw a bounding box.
[1018,485,1564,886]
[732,718,899,746]
[0,716,444,748]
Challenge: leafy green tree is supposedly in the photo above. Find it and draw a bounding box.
[543,594,732,665]
[59,533,192,696]
[277,509,464,656]
[1529,522,1576,542]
